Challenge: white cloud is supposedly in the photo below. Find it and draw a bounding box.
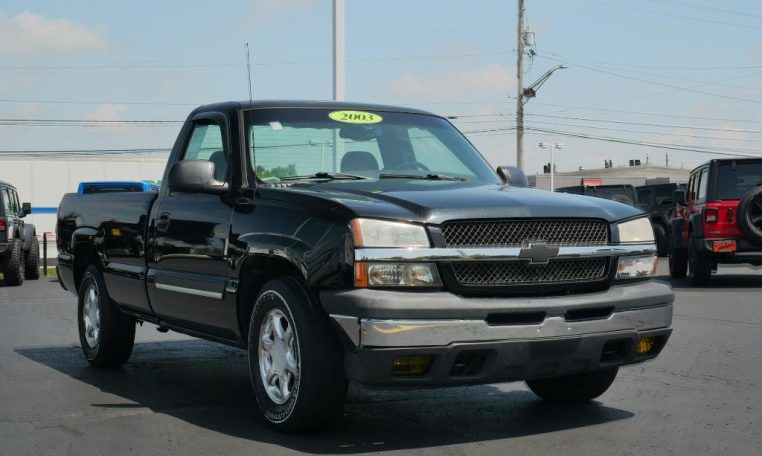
[250,0,319,26]
[83,104,128,122]
[389,64,514,100]
[0,10,108,55]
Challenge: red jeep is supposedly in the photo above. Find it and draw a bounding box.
[669,158,762,284]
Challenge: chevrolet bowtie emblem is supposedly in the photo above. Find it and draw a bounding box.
[519,241,559,265]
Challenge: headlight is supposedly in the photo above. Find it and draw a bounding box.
[616,255,658,279]
[617,217,655,243]
[355,262,442,288]
[350,218,430,247]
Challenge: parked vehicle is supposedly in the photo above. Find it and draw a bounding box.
[669,159,762,285]
[77,181,159,194]
[556,184,639,207]
[1,181,40,285]
[57,101,673,432]
[636,183,687,256]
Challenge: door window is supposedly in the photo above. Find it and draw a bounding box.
[637,189,653,209]
[182,123,227,182]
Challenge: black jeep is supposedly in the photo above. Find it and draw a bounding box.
[0,181,40,285]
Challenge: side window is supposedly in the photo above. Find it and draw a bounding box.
[697,168,709,202]
[654,187,673,207]
[637,189,652,208]
[687,175,696,202]
[182,122,227,182]
[408,128,471,176]
[1,188,11,214]
[12,190,21,214]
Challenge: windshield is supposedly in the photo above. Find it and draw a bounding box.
[244,108,500,184]
[717,162,762,199]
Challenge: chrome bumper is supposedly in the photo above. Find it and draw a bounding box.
[332,304,672,348]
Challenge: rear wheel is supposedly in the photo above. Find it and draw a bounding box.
[526,367,619,403]
[248,277,347,433]
[2,239,25,286]
[669,238,688,279]
[653,224,669,257]
[77,265,135,367]
[24,240,40,280]
[688,234,712,285]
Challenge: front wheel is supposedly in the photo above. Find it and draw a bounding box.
[653,224,668,257]
[248,277,347,433]
[526,367,619,403]
[24,240,40,280]
[77,265,135,367]
[669,239,688,279]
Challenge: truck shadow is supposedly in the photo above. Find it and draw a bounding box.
[16,340,633,453]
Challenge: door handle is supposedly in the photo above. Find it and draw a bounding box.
[156,212,171,233]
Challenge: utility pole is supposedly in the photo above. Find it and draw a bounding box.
[516,0,525,169]
[332,0,345,101]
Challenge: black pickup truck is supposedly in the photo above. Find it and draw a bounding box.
[57,101,673,432]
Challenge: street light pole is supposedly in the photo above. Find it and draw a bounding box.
[332,0,345,101]
[539,142,564,191]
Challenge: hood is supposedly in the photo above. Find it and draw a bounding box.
[260,180,644,224]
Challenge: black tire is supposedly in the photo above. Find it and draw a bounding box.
[77,265,135,367]
[526,367,619,403]
[737,186,762,245]
[24,240,40,280]
[669,239,688,279]
[688,233,712,286]
[2,239,25,286]
[248,277,347,433]
[653,223,669,257]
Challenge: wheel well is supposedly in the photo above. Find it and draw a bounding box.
[237,257,307,344]
[73,243,99,291]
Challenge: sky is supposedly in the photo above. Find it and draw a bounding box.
[1,0,762,175]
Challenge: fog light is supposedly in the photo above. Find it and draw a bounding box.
[637,337,657,356]
[616,255,657,279]
[392,355,434,376]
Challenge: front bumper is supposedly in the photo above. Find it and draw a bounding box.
[323,280,674,386]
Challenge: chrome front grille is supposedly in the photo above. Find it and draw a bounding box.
[452,258,608,287]
[441,219,608,247]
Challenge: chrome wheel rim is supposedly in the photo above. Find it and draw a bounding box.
[82,283,101,349]
[258,306,299,405]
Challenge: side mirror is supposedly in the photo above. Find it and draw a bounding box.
[673,190,686,206]
[496,165,528,187]
[168,160,228,195]
[21,202,31,217]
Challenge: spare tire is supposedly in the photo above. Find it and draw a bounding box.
[738,186,762,245]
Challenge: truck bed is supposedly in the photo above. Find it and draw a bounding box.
[57,191,158,310]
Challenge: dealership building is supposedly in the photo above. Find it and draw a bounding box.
[0,155,167,239]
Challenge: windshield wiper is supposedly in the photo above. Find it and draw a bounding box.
[280,172,367,181]
[379,173,466,182]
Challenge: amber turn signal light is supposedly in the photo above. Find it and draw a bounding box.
[637,337,657,356]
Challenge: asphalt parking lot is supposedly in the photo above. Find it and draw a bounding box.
[1,260,761,456]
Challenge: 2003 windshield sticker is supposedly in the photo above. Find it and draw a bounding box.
[328,110,383,124]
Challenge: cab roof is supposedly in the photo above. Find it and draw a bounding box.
[0,180,16,190]
[192,100,441,118]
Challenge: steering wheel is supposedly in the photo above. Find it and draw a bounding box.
[389,160,430,172]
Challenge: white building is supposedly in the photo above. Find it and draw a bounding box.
[0,155,167,238]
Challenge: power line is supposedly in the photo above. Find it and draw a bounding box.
[526,119,762,143]
[644,0,762,20]
[527,113,762,134]
[587,0,762,30]
[0,50,512,70]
